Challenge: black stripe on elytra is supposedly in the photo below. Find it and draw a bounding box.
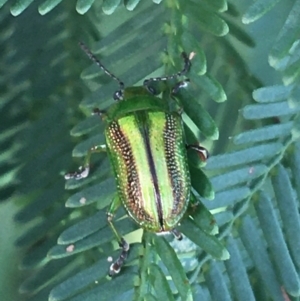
[137,112,164,229]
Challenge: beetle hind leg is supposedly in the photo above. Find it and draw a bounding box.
[91,108,106,116]
[109,238,130,276]
[171,228,183,240]
[107,196,130,276]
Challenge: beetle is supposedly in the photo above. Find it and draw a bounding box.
[65,42,209,276]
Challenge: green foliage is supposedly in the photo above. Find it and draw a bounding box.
[1,0,300,300]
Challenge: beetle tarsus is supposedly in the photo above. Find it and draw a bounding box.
[171,79,190,94]
[143,52,191,91]
[109,237,130,277]
[92,108,105,116]
[171,229,183,240]
[64,165,90,180]
[113,90,124,101]
[143,82,158,95]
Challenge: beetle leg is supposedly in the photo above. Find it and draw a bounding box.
[143,52,191,94]
[108,237,130,276]
[171,228,183,240]
[186,144,209,162]
[143,84,158,95]
[91,108,105,116]
[171,79,190,95]
[107,196,130,276]
[64,144,107,180]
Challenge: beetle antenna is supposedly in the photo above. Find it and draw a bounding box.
[143,52,191,87]
[79,42,125,93]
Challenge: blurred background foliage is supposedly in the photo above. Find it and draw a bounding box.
[1,0,300,300]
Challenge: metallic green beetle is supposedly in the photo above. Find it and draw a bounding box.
[65,42,208,276]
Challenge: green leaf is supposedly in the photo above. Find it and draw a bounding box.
[239,216,284,301]
[15,207,69,248]
[242,0,281,24]
[144,294,158,301]
[190,194,218,235]
[269,0,300,65]
[102,0,122,15]
[70,116,104,137]
[210,164,268,192]
[10,0,34,16]
[283,58,300,85]
[180,218,229,260]
[233,122,293,144]
[185,2,229,37]
[0,0,9,10]
[255,191,300,296]
[226,18,255,47]
[58,212,107,244]
[272,164,300,270]
[76,0,95,14]
[49,245,139,301]
[38,0,63,15]
[149,264,175,301]
[14,183,65,223]
[125,0,141,11]
[153,236,193,301]
[291,142,300,213]
[72,134,105,157]
[65,178,115,208]
[224,236,256,301]
[178,90,219,140]
[49,258,110,301]
[206,143,283,169]
[201,0,227,12]
[204,261,232,301]
[19,258,74,294]
[20,237,57,269]
[49,218,136,259]
[252,85,293,103]
[209,187,251,210]
[190,166,214,200]
[242,101,300,119]
[62,267,135,301]
[193,74,227,103]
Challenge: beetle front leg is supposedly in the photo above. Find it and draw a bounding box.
[64,144,107,180]
[171,79,190,95]
[143,52,191,95]
[107,196,130,276]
